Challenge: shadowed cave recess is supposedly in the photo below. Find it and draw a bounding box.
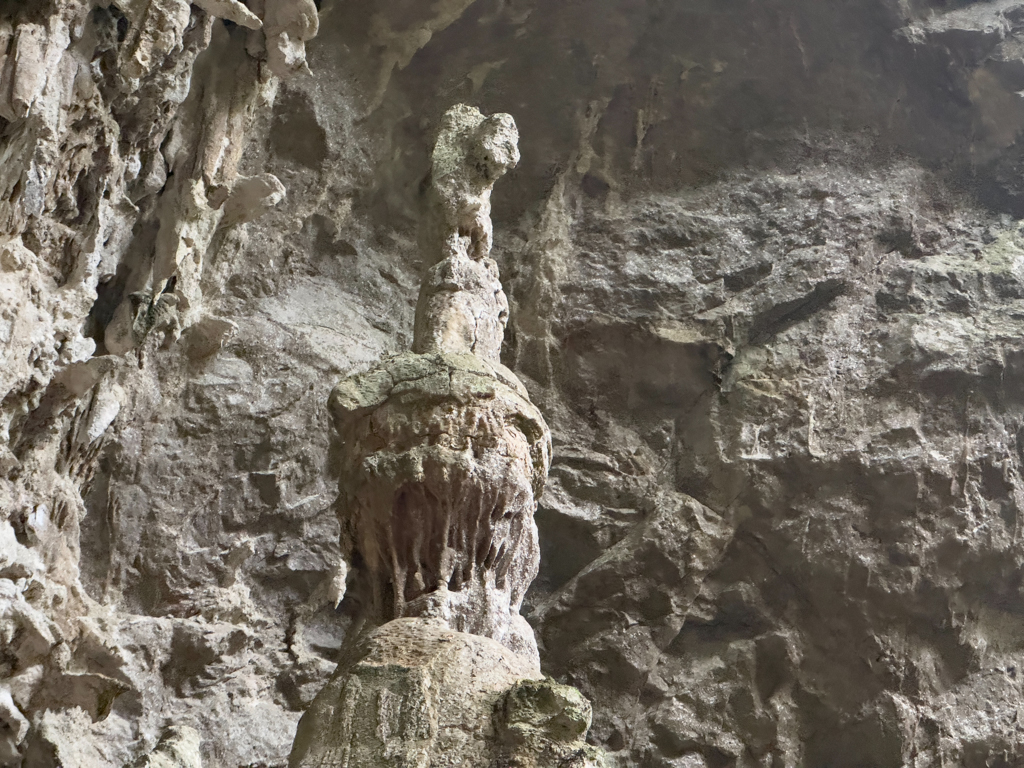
[5,0,1024,766]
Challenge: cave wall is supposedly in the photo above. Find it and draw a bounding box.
[6,0,1024,766]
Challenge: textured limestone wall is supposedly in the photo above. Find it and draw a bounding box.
[0,0,322,764]
[7,0,1024,766]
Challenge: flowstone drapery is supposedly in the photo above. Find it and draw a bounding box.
[289,105,601,767]
[328,104,548,665]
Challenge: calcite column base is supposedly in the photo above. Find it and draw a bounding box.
[289,618,602,768]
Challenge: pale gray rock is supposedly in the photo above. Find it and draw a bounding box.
[0,0,319,764]
[261,0,319,78]
[424,103,520,266]
[132,726,202,768]
[192,0,262,31]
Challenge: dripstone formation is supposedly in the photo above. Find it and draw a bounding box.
[0,1,319,764]
[329,105,546,663]
[289,105,598,767]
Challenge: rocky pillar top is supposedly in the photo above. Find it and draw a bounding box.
[327,105,548,663]
[412,105,520,364]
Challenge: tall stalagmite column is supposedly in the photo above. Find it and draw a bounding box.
[289,106,603,767]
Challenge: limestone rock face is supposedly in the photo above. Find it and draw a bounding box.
[132,726,202,768]
[0,0,319,764]
[290,618,599,768]
[13,0,1024,767]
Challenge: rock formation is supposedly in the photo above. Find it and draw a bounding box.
[132,726,202,768]
[0,1,318,764]
[326,105,547,663]
[327,346,549,663]
[290,619,599,768]
[291,105,598,766]
[10,1,1024,766]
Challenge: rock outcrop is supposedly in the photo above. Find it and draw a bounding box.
[0,1,318,764]
[132,726,202,768]
[290,618,599,768]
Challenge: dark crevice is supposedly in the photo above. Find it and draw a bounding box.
[747,279,847,345]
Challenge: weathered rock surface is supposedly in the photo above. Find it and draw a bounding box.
[133,726,202,768]
[9,0,1024,766]
[0,0,320,764]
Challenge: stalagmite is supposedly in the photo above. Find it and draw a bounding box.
[289,105,602,768]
